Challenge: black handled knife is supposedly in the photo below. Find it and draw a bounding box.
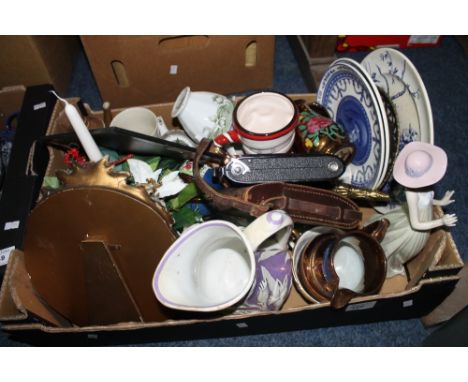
[220,153,344,184]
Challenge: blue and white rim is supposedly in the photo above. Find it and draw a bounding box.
[361,48,433,146]
[318,62,383,189]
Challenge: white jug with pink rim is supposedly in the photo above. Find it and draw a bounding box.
[152,210,293,313]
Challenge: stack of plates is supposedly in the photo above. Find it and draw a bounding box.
[317,48,434,190]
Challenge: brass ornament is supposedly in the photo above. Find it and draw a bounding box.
[333,183,391,202]
[55,156,173,225]
[56,156,152,205]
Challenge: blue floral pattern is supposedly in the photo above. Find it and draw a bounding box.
[318,64,382,189]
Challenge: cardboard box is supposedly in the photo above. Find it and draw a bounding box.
[336,35,443,52]
[289,35,443,91]
[288,36,336,92]
[80,35,275,108]
[0,85,58,269]
[0,36,81,94]
[298,36,337,59]
[0,94,463,343]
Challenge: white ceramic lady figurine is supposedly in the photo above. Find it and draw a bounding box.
[367,141,457,277]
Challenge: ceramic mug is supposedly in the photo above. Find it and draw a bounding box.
[171,86,234,143]
[214,91,299,154]
[152,210,293,312]
[293,221,388,309]
[110,107,160,137]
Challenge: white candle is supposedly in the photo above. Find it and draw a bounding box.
[51,91,103,162]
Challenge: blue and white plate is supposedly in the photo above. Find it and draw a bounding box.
[318,61,386,190]
[334,57,391,189]
[361,48,434,147]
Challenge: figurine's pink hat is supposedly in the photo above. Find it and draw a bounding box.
[393,141,447,188]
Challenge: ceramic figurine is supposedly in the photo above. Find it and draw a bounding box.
[366,142,457,278]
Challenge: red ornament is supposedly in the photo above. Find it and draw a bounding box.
[64,148,88,168]
[306,116,332,133]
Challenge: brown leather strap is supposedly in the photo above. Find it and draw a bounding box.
[193,139,362,229]
[244,183,362,229]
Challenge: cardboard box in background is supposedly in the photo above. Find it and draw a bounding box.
[80,35,275,108]
[336,35,443,52]
[288,36,337,92]
[289,35,444,93]
[0,36,81,95]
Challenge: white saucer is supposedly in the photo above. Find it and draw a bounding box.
[361,48,434,147]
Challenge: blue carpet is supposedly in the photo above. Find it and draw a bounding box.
[0,36,466,346]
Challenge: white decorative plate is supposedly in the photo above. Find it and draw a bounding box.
[317,60,385,190]
[361,48,434,147]
[334,57,390,190]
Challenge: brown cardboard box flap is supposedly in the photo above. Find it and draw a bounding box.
[421,264,468,327]
[0,239,462,334]
[0,37,80,94]
[406,229,447,289]
[0,268,460,334]
[81,35,275,107]
[0,250,70,327]
[0,250,27,320]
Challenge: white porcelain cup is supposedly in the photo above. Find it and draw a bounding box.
[152,210,293,312]
[171,86,234,143]
[214,91,298,154]
[110,107,160,137]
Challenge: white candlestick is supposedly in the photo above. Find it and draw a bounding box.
[51,91,103,162]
